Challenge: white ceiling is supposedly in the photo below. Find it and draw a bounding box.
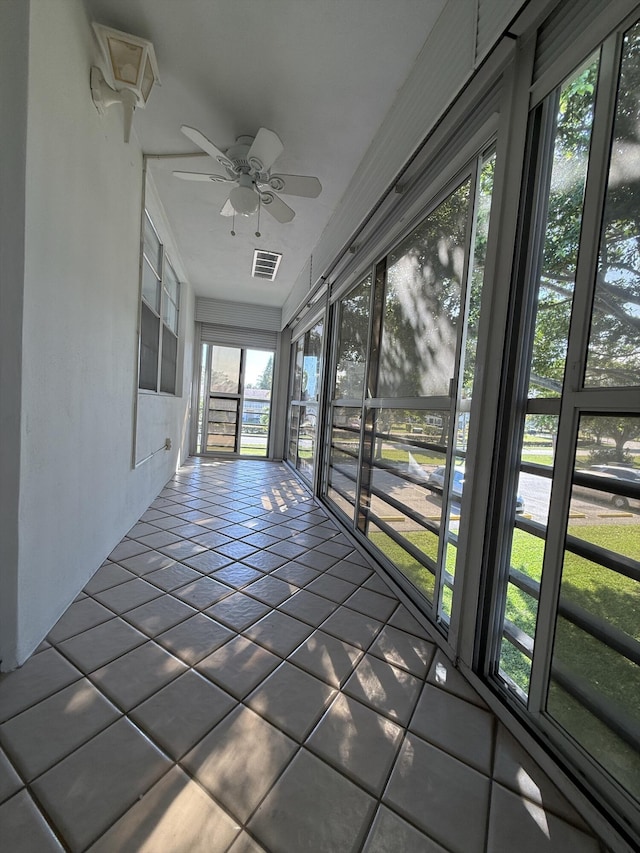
[83,0,447,308]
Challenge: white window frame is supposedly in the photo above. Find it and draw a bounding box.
[138,209,181,395]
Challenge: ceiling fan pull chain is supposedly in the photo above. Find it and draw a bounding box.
[230,210,236,237]
[255,197,262,238]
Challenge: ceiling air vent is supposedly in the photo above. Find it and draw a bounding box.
[252,249,282,281]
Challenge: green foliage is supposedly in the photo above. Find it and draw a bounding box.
[256,355,273,390]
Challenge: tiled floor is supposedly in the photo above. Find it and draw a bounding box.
[0,459,604,852]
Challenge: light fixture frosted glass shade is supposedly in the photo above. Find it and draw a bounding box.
[92,23,159,108]
[229,185,259,216]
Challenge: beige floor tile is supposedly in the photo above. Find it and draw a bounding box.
[278,590,337,626]
[0,791,64,851]
[32,718,171,851]
[306,693,403,794]
[57,618,147,673]
[87,766,240,853]
[343,654,422,725]
[320,607,384,650]
[0,648,80,723]
[123,596,197,637]
[368,625,435,678]
[248,748,376,853]
[410,683,494,774]
[343,588,397,622]
[384,733,491,853]
[47,598,114,644]
[288,630,364,687]
[492,724,589,829]
[227,833,268,853]
[486,783,600,853]
[173,576,234,609]
[206,592,270,632]
[426,650,487,709]
[196,636,280,699]
[306,574,357,602]
[246,661,335,740]
[244,610,312,657]
[83,564,136,595]
[156,613,234,665]
[181,705,296,822]
[243,576,299,606]
[0,748,22,804]
[362,806,447,852]
[90,642,186,711]
[93,578,163,614]
[119,549,177,576]
[0,679,119,781]
[144,563,203,592]
[131,669,236,759]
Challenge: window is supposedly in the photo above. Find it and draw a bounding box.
[195,344,274,457]
[489,14,640,832]
[323,151,495,631]
[139,211,180,394]
[287,321,324,483]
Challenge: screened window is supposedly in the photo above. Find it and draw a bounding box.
[489,14,640,830]
[139,210,180,394]
[324,152,495,630]
[287,321,324,483]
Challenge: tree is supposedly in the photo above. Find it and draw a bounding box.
[256,355,273,390]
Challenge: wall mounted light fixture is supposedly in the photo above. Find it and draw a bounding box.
[90,23,159,143]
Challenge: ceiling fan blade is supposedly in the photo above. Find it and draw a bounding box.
[220,198,235,217]
[173,170,233,183]
[181,125,233,169]
[266,174,322,198]
[247,128,284,171]
[260,191,295,223]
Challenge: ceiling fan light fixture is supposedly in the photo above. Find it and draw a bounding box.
[229,183,259,216]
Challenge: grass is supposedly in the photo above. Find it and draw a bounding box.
[521,452,554,466]
[501,523,639,796]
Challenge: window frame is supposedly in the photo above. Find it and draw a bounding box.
[483,9,640,839]
[138,209,181,395]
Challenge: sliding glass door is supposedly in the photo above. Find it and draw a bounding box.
[196,344,274,457]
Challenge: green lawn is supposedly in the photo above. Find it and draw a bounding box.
[371,519,639,799]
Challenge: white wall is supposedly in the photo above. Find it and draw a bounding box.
[282,0,529,326]
[0,0,194,670]
[0,0,30,672]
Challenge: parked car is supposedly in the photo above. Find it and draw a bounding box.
[426,464,525,513]
[573,465,640,511]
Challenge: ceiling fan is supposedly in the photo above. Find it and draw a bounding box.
[173,125,322,223]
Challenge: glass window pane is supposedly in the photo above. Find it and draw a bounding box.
[210,346,241,394]
[586,22,640,387]
[142,259,160,313]
[291,339,304,401]
[138,302,159,390]
[303,322,323,402]
[498,529,544,694]
[241,350,273,457]
[378,180,471,398]
[334,276,372,400]
[160,327,177,394]
[207,398,238,453]
[367,521,436,601]
[164,261,179,304]
[143,213,162,274]
[297,403,318,480]
[547,411,640,800]
[196,343,209,454]
[528,57,598,398]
